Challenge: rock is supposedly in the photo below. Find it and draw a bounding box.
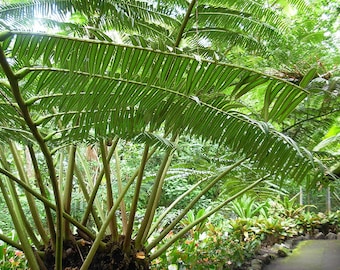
[283,239,294,249]
[272,243,282,250]
[337,232,340,240]
[277,248,289,257]
[292,236,305,246]
[271,243,291,258]
[256,248,268,256]
[258,253,271,265]
[314,232,325,239]
[249,258,262,270]
[326,232,337,240]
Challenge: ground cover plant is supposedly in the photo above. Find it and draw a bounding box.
[153,196,340,269]
[0,0,338,269]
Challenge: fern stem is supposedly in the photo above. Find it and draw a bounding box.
[74,165,102,229]
[150,174,270,259]
[135,143,176,248]
[63,145,77,239]
[28,144,56,248]
[123,144,149,251]
[0,147,41,248]
[99,140,118,240]
[147,177,206,239]
[80,164,143,270]
[140,146,175,245]
[79,143,166,269]
[174,0,197,47]
[0,180,40,269]
[0,47,64,269]
[0,232,23,251]
[81,138,118,227]
[0,151,40,269]
[0,166,97,242]
[9,142,49,245]
[146,157,246,251]
[114,147,128,235]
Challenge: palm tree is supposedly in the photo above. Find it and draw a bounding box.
[0,1,324,269]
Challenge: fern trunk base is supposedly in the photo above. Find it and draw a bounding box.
[43,235,150,270]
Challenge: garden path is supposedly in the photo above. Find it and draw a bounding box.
[263,240,340,270]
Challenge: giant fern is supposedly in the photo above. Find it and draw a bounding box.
[0,31,321,182]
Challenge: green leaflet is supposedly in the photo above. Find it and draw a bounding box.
[54,38,66,65]
[189,61,209,93]
[234,77,269,99]
[262,80,276,121]
[121,47,133,77]
[89,43,99,73]
[203,65,226,91]
[299,68,317,88]
[94,44,107,74]
[33,36,49,61]
[149,53,165,85]
[268,84,294,121]
[133,49,150,80]
[276,92,307,122]
[101,45,115,74]
[26,35,41,61]
[175,57,191,87]
[159,55,174,84]
[232,73,261,96]
[223,68,243,90]
[128,48,142,78]
[197,63,217,93]
[77,41,89,70]
[141,49,155,80]
[110,46,123,76]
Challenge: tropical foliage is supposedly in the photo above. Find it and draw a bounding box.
[0,0,336,269]
[155,197,340,269]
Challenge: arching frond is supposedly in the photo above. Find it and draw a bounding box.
[179,0,289,54]
[71,0,180,41]
[5,32,309,120]
[187,5,283,42]
[185,28,266,54]
[0,31,322,183]
[0,0,72,31]
[0,0,301,58]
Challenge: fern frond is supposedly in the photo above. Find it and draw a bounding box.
[0,32,323,183]
[0,0,72,31]
[3,31,310,124]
